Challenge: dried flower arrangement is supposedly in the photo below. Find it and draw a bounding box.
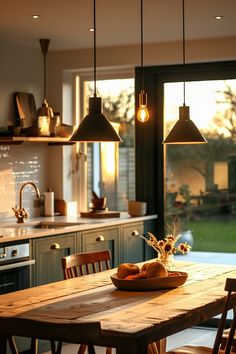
[140,219,191,261]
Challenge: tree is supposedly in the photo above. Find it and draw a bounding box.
[212,84,236,139]
[167,83,236,193]
[167,137,236,192]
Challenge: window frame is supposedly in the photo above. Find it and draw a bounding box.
[135,60,236,236]
[71,66,135,211]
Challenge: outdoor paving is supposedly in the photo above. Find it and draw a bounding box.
[175,251,236,265]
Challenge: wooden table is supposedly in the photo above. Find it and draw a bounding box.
[0,261,236,354]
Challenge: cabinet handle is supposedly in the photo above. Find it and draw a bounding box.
[50,243,60,250]
[96,235,105,242]
[131,230,139,236]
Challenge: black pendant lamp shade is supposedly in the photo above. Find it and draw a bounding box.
[163,105,207,144]
[70,97,121,142]
[163,0,207,145]
[70,0,121,143]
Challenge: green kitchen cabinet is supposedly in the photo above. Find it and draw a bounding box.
[80,226,120,268]
[120,222,145,263]
[31,232,76,286]
[143,220,157,260]
[120,220,157,263]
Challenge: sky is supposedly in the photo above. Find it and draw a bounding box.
[85,77,236,135]
[164,79,236,131]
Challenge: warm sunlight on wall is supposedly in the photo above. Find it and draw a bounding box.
[101,123,120,183]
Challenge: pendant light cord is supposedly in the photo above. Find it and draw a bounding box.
[182,0,186,105]
[93,0,97,97]
[43,52,47,99]
[39,39,50,101]
[140,0,144,89]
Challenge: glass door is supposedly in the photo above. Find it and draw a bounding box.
[164,79,236,255]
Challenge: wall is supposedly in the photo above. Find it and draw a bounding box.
[47,37,236,116]
[0,42,47,220]
[0,143,49,220]
[0,42,43,126]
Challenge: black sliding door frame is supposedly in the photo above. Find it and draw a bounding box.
[135,60,236,237]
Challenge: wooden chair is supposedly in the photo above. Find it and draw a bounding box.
[62,249,111,280]
[60,250,112,354]
[220,308,236,352]
[166,277,236,354]
[6,336,18,354]
[0,318,101,354]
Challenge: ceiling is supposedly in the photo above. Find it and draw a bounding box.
[1,0,236,51]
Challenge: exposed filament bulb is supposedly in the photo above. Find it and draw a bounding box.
[137,90,149,123]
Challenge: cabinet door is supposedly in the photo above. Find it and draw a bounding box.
[144,220,157,260]
[32,233,76,286]
[81,227,120,268]
[120,222,145,263]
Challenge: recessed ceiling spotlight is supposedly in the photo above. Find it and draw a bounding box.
[32,15,41,19]
[89,27,94,32]
[215,15,224,20]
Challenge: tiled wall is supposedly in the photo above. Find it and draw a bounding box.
[0,144,48,222]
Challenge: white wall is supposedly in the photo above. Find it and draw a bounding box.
[0,42,47,220]
[47,37,236,115]
[0,42,43,127]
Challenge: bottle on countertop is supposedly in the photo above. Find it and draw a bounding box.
[44,188,54,216]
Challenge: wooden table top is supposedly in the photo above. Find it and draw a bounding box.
[0,260,236,354]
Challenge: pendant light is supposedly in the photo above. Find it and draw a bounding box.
[137,0,149,123]
[163,0,207,144]
[70,0,121,142]
[37,39,54,137]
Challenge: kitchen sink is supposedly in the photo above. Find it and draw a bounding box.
[1,222,84,230]
[27,222,77,229]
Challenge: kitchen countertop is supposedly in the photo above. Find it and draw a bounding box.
[0,213,157,244]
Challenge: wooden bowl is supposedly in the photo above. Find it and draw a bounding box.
[110,271,188,291]
[92,197,106,210]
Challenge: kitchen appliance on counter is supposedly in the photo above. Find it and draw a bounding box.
[0,241,35,294]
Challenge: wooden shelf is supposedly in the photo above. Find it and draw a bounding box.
[0,136,75,145]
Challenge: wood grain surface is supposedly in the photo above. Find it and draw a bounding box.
[0,260,236,354]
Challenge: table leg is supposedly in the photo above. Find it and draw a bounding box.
[116,340,148,354]
[0,337,7,354]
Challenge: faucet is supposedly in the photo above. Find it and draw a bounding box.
[12,182,41,223]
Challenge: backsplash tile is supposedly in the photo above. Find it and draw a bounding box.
[0,144,47,222]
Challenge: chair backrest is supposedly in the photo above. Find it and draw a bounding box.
[62,249,111,280]
[212,277,236,354]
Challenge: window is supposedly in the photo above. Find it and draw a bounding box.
[135,60,236,259]
[164,79,236,252]
[84,78,135,211]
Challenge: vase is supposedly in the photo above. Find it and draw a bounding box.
[157,253,175,271]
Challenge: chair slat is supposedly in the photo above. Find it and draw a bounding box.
[61,250,111,280]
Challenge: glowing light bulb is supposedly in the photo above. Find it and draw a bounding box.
[137,105,149,123]
[137,90,149,123]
